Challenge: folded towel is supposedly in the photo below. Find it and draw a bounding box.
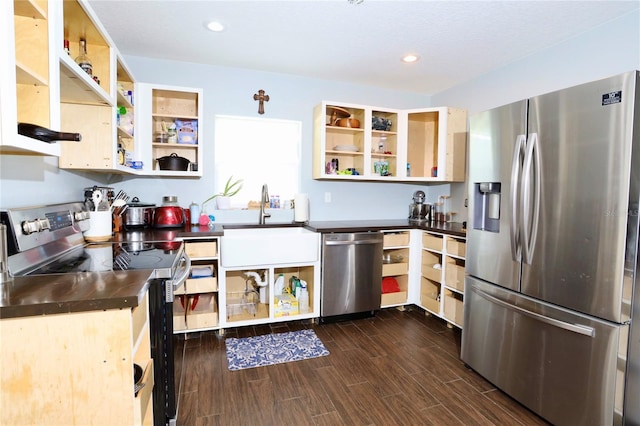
[191,266,213,278]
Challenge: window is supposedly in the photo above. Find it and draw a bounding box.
[213,115,301,207]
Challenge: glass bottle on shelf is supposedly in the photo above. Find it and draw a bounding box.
[75,39,93,76]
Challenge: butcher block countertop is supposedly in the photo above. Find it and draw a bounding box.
[0,270,152,319]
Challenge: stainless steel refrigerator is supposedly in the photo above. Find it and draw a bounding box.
[462,71,640,426]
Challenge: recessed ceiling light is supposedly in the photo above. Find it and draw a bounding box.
[206,21,225,32]
[402,54,420,63]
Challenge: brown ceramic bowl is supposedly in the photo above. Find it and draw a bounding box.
[335,118,361,128]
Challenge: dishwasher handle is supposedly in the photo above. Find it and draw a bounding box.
[324,239,382,246]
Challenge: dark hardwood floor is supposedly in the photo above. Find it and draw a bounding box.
[173,306,550,426]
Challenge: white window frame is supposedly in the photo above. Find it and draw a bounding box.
[213,115,301,208]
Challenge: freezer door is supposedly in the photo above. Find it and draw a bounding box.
[462,276,626,426]
[522,72,638,323]
[467,100,526,291]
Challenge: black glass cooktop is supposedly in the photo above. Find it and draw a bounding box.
[26,241,181,275]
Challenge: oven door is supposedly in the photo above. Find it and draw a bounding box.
[149,251,190,426]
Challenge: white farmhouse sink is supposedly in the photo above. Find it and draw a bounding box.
[221,227,320,267]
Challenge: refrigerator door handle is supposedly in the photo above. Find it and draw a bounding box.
[521,133,541,264]
[510,134,527,262]
[471,284,596,337]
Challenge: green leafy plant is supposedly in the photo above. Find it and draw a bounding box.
[202,175,243,206]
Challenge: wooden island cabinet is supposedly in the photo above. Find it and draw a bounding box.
[1,280,154,425]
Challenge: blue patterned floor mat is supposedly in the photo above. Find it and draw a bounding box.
[225,329,330,371]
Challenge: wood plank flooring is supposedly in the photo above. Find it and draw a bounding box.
[173,306,550,426]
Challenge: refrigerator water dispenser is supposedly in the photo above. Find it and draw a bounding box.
[473,182,501,232]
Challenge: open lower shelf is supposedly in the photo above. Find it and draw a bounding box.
[227,302,268,322]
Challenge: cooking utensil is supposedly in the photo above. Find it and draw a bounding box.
[133,363,145,396]
[110,199,126,212]
[91,190,102,212]
[156,153,190,171]
[123,197,155,229]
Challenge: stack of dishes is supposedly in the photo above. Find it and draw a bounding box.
[333,145,359,152]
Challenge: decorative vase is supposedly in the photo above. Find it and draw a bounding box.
[216,196,232,210]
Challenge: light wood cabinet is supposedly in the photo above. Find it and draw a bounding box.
[4,0,207,177]
[1,291,154,425]
[174,238,220,332]
[381,230,411,307]
[116,56,136,167]
[313,101,467,182]
[221,263,320,328]
[57,0,135,172]
[419,231,466,328]
[1,0,60,156]
[136,83,203,177]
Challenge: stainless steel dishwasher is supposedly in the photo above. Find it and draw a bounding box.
[320,232,383,321]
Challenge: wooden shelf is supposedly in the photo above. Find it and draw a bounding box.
[15,60,47,86]
[59,54,112,106]
[14,0,47,19]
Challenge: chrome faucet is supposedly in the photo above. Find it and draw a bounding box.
[259,184,271,225]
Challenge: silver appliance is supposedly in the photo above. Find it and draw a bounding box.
[0,203,190,426]
[462,71,640,425]
[408,190,432,222]
[320,232,383,321]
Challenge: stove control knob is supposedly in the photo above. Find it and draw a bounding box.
[36,218,51,231]
[74,211,90,221]
[21,220,39,235]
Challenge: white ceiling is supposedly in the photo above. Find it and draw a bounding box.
[87,0,639,95]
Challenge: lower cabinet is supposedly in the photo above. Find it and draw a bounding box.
[174,238,220,333]
[1,292,153,425]
[176,235,321,333]
[174,229,465,332]
[221,263,320,328]
[419,231,466,328]
[381,230,411,307]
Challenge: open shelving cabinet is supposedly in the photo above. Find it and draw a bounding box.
[313,101,467,182]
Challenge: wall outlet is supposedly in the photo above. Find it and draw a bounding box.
[324,192,331,203]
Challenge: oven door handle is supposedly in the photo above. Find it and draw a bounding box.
[166,253,191,302]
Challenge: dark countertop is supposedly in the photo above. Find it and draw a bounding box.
[305,220,466,237]
[0,270,152,319]
[121,220,466,239]
[2,219,464,320]
[145,219,467,241]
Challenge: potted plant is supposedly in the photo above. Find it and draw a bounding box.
[203,175,243,210]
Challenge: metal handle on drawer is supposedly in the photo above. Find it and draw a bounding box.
[471,284,595,337]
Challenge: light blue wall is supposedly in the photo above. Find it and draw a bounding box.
[435,9,640,220]
[2,9,638,224]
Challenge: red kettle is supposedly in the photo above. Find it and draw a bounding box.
[153,206,185,228]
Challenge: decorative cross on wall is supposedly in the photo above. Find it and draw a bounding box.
[253,89,269,114]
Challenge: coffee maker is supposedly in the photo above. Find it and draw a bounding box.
[408,190,432,222]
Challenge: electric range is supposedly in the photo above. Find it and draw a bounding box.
[1,202,189,426]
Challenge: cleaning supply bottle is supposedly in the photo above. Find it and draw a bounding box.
[274,273,285,296]
[298,281,309,313]
[189,202,200,226]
